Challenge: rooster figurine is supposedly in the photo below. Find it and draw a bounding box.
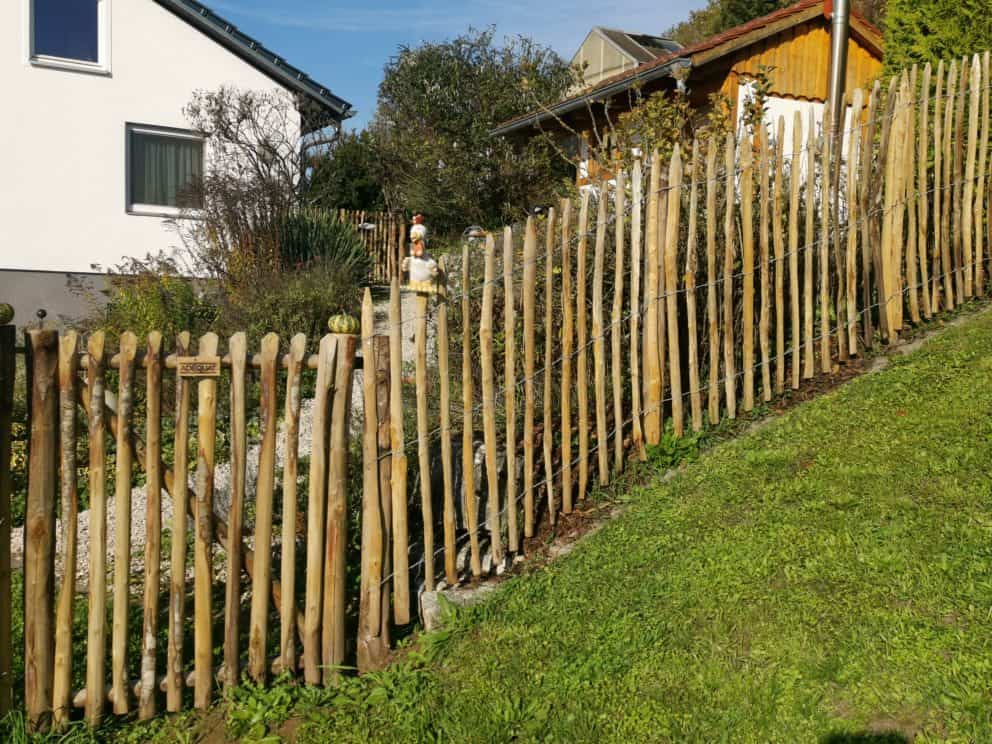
[402,214,446,295]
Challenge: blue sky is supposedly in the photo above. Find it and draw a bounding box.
[207,0,708,130]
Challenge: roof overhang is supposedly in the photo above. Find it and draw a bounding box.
[493,0,883,138]
[154,0,353,130]
[491,57,690,137]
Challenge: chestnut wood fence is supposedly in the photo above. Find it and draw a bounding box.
[337,209,405,284]
[2,52,992,730]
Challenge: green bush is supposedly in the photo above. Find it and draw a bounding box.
[220,259,363,342]
[81,254,218,341]
[278,207,372,283]
[884,0,992,74]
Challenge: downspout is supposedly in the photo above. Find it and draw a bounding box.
[828,0,851,320]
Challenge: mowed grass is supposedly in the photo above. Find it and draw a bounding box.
[293,308,992,743]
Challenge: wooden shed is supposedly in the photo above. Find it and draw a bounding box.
[494,0,883,181]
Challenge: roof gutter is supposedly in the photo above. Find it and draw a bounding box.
[491,57,691,137]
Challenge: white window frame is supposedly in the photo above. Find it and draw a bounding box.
[125,124,206,219]
[24,0,112,76]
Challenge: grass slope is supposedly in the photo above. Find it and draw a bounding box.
[297,310,992,743]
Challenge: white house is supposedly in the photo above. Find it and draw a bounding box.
[0,0,351,321]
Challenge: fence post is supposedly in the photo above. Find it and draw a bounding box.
[24,328,58,730]
[324,331,357,681]
[53,332,79,728]
[358,290,386,671]
[0,322,15,716]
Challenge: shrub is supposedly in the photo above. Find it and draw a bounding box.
[278,207,373,283]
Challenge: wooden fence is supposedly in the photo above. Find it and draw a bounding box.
[2,51,992,729]
[337,209,405,284]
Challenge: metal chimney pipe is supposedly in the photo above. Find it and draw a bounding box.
[828,0,852,136]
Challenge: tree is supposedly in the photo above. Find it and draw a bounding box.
[667,0,791,46]
[884,0,992,74]
[372,27,576,233]
[309,130,387,212]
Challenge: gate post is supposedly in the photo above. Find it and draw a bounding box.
[24,328,58,729]
[0,321,16,716]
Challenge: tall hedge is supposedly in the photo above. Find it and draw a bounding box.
[884,0,992,74]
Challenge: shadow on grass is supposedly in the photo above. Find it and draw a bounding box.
[820,733,910,744]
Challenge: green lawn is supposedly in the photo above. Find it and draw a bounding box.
[290,308,992,743]
[9,307,992,744]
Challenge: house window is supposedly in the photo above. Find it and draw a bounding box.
[28,0,110,73]
[127,126,205,215]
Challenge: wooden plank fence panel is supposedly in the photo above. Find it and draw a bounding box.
[629,161,647,453]
[224,332,247,689]
[789,111,803,387]
[664,148,685,436]
[919,65,933,318]
[462,243,482,572]
[0,323,13,717]
[388,278,412,612]
[706,139,721,422]
[544,212,557,514]
[112,332,138,715]
[437,259,458,578]
[612,171,626,470]
[523,217,538,526]
[741,134,756,412]
[575,195,591,500]
[804,109,817,376]
[280,333,306,673]
[482,233,504,557]
[593,184,609,481]
[249,334,279,683]
[166,332,190,712]
[359,289,386,669]
[53,331,79,727]
[820,105,833,368]
[413,291,433,594]
[326,334,357,675]
[139,332,163,719]
[559,201,576,509]
[503,227,521,538]
[644,150,663,441]
[685,141,703,432]
[192,332,217,709]
[758,128,771,402]
[773,118,787,391]
[25,329,58,729]
[303,334,336,684]
[723,134,738,418]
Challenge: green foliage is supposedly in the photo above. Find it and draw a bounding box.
[218,260,363,342]
[374,27,576,232]
[79,254,217,340]
[667,0,791,46]
[309,130,386,212]
[645,421,706,470]
[884,0,992,74]
[277,207,372,282]
[225,676,296,743]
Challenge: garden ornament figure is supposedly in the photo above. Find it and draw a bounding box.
[403,214,446,295]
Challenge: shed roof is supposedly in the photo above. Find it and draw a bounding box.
[494,0,882,136]
[595,28,682,63]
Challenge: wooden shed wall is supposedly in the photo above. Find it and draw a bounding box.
[712,19,882,104]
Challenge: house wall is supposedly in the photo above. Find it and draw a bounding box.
[572,32,638,89]
[0,0,301,274]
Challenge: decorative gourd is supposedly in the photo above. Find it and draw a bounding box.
[327,313,360,335]
[0,303,13,326]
